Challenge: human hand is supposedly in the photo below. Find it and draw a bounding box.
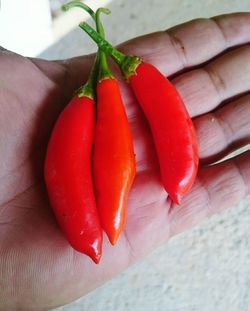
[0,13,249,310]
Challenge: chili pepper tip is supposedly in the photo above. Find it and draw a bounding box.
[170,192,182,205]
[108,232,119,246]
[92,253,101,264]
[85,245,102,264]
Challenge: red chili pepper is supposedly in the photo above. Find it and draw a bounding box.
[79,22,199,204]
[94,78,136,244]
[44,59,103,264]
[129,62,198,203]
[92,8,135,244]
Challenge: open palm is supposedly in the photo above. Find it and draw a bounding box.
[0,13,250,310]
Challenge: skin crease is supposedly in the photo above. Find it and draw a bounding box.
[0,13,250,310]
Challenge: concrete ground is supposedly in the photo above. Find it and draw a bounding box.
[40,0,250,310]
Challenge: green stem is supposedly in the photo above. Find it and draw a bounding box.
[62,2,112,80]
[62,1,108,37]
[62,1,102,98]
[95,8,110,38]
[62,1,95,19]
[62,2,116,62]
[80,22,125,65]
[79,22,141,80]
[96,8,113,79]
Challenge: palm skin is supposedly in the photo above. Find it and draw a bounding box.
[0,13,250,310]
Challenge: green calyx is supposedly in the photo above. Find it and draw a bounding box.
[76,83,94,99]
[120,56,142,80]
[75,54,99,99]
[79,22,142,80]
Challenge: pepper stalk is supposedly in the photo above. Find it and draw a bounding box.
[79,22,142,80]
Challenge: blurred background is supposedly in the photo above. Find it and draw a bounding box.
[0,0,111,56]
[0,1,250,311]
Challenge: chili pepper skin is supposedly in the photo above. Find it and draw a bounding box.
[44,95,103,263]
[129,62,198,204]
[93,78,136,245]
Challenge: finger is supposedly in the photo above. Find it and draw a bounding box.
[120,13,250,76]
[169,151,250,237]
[194,94,250,163]
[173,45,250,117]
[63,13,250,89]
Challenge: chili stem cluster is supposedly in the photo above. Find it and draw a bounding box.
[78,19,199,204]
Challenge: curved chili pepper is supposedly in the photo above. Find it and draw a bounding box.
[94,78,136,244]
[44,60,103,263]
[129,62,198,203]
[93,9,135,244]
[79,22,199,204]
